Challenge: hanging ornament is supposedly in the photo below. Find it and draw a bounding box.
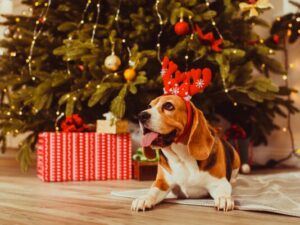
[123,68,136,81]
[104,53,121,71]
[174,21,189,36]
[272,34,280,44]
[174,12,189,36]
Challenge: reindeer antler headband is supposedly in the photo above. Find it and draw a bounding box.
[161,57,212,101]
[160,56,212,142]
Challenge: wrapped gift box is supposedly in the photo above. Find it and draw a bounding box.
[37,132,132,182]
[133,161,157,181]
[96,120,128,134]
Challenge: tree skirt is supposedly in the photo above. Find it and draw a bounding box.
[111,172,300,217]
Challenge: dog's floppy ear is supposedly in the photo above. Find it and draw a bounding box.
[143,146,157,160]
[187,103,215,161]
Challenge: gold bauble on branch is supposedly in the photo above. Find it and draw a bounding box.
[123,68,136,81]
[104,53,121,71]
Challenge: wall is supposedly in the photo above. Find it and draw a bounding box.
[252,0,300,166]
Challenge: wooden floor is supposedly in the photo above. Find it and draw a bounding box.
[0,150,299,225]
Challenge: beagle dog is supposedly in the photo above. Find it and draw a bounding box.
[131,95,240,212]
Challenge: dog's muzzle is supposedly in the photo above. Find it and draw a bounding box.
[138,111,151,124]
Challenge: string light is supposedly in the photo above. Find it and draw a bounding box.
[91,0,101,44]
[204,0,238,106]
[80,0,92,28]
[205,0,223,40]
[282,74,288,80]
[55,112,65,132]
[288,23,292,28]
[276,17,281,21]
[114,0,132,62]
[10,52,16,57]
[28,0,52,78]
[289,63,294,68]
[282,127,287,132]
[296,17,300,22]
[155,0,164,62]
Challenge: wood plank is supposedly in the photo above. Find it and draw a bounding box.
[0,153,299,225]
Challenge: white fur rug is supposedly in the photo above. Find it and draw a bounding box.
[111,172,300,217]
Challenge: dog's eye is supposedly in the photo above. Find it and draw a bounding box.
[163,102,174,111]
[147,104,152,109]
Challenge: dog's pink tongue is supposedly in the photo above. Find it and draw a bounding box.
[141,132,159,147]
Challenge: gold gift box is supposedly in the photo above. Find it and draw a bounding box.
[96,119,128,134]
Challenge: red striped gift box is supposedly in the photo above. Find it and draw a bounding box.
[36,132,132,182]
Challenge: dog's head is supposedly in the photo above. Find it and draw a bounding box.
[139,95,215,161]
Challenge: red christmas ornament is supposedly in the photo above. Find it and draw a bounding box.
[174,21,190,36]
[78,64,84,72]
[39,17,46,24]
[272,34,280,44]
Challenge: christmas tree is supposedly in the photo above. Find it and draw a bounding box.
[0,0,298,171]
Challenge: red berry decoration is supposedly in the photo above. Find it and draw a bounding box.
[174,21,190,36]
[272,34,280,44]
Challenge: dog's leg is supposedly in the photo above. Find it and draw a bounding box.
[207,178,234,211]
[131,185,170,211]
[131,165,170,211]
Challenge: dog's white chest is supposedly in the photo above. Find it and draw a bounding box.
[161,143,212,198]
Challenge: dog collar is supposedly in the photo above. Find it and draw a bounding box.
[175,100,193,143]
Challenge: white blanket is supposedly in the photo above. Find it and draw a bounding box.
[111,172,300,217]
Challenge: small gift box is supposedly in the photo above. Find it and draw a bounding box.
[36,132,132,182]
[132,148,159,181]
[96,112,128,134]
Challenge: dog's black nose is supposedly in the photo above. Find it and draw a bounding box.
[138,111,151,123]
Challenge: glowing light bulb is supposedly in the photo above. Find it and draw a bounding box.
[282,75,288,80]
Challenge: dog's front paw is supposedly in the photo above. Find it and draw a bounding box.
[214,196,235,211]
[131,196,156,212]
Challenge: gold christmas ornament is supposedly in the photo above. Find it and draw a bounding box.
[104,54,121,71]
[123,68,136,81]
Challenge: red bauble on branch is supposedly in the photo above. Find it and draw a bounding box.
[272,34,280,44]
[174,21,190,36]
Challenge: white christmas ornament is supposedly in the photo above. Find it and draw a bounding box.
[104,54,121,71]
